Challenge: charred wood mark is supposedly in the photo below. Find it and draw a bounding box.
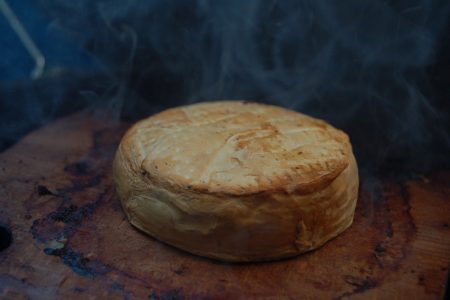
[30,185,154,292]
[20,126,123,218]
[30,180,155,291]
[111,282,125,292]
[55,173,103,201]
[31,187,113,277]
[43,245,154,296]
[335,275,378,300]
[59,124,122,173]
[373,243,386,268]
[417,273,426,285]
[27,171,103,212]
[3,121,184,296]
[30,187,110,243]
[398,181,417,232]
[172,265,188,276]
[148,289,185,300]
[173,269,184,276]
[37,185,55,196]
[344,275,377,291]
[56,128,123,199]
[64,161,91,176]
[44,247,111,277]
[374,243,386,256]
[0,224,12,252]
[59,127,123,193]
[73,287,86,293]
[49,204,90,224]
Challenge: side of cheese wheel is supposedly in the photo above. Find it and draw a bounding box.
[113,101,359,262]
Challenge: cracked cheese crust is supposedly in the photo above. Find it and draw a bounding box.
[113,101,359,262]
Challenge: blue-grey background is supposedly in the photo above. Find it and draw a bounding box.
[1,0,449,174]
[0,0,99,80]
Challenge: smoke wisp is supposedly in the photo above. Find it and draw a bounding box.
[6,0,450,173]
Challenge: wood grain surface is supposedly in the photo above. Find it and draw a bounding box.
[0,111,449,300]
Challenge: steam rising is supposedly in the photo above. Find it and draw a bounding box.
[10,0,450,171]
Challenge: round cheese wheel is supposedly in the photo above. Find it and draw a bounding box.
[113,101,359,262]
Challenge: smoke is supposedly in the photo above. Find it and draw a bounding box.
[8,0,450,172]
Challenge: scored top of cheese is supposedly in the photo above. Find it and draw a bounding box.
[121,101,351,195]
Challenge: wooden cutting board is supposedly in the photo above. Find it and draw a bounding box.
[0,111,449,300]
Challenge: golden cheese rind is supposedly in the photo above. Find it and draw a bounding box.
[113,101,359,262]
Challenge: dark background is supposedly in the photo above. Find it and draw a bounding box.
[1,0,449,175]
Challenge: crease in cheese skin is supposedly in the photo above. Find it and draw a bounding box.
[113,101,359,262]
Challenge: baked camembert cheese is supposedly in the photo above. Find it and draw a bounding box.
[113,101,359,262]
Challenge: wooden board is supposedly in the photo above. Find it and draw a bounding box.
[0,111,449,300]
